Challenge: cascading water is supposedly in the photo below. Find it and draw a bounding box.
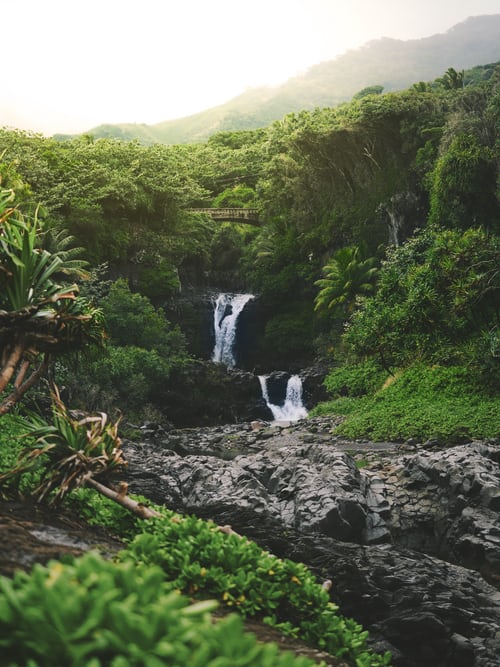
[258,374,308,422]
[212,293,254,368]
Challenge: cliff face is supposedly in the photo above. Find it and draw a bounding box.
[164,287,317,376]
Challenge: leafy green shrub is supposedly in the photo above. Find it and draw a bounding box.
[101,279,186,359]
[66,487,143,538]
[212,184,256,208]
[0,552,320,667]
[0,415,40,495]
[315,364,500,442]
[0,415,25,471]
[55,278,190,421]
[120,510,392,666]
[137,260,181,303]
[323,360,387,398]
[343,227,500,372]
[309,398,361,418]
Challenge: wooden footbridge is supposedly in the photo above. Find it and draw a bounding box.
[187,208,260,226]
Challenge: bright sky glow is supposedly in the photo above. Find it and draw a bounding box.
[1,0,499,135]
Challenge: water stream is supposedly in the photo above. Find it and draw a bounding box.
[258,374,308,422]
[211,293,254,368]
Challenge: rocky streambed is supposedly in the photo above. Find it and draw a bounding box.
[123,416,500,667]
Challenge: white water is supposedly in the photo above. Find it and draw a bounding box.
[212,293,254,368]
[258,374,308,422]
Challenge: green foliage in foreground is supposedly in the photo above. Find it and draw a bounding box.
[119,510,391,666]
[312,363,500,443]
[0,553,319,667]
[0,429,391,666]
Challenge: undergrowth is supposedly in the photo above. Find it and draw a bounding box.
[311,362,500,443]
[0,415,39,495]
[119,509,391,666]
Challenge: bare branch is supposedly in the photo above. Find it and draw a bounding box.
[85,477,162,520]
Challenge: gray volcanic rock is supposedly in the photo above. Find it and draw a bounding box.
[122,419,500,666]
[123,423,369,540]
[361,441,500,581]
[192,507,500,667]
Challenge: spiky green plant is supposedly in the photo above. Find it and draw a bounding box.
[39,225,90,281]
[0,386,159,518]
[0,186,106,415]
[0,386,123,500]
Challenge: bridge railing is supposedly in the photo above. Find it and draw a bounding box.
[187,208,260,224]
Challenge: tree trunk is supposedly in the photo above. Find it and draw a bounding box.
[0,354,50,416]
[0,344,24,394]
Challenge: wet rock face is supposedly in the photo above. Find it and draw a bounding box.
[157,361,270,427]
[264,372,291,406]
[122,419,500,667]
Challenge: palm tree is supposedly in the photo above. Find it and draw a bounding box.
[439,67,465,90]
[314,245,379,317]
[39,225,90,281]
[0,187,105,415]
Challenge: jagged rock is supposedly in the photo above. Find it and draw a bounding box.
[300,363,330,407]
[122,419,500,667]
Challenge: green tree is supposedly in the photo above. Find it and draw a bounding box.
[0,188,105,415]
[438,67,465,90]
[429,133,499,231]
[212,184,257,208]
[353,85,384,99]
[57,279,189,419]
[101,279,185,358]
[314,245,379,318]
[343,227,500,379]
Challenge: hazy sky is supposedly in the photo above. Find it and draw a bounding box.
[2,0,499,135]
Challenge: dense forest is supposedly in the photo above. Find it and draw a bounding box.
[0,54,499,667]
[0,61,499,439]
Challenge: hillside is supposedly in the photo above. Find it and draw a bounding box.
[64,14,500,145]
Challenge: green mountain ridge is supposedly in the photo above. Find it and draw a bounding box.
[58,14,500,145]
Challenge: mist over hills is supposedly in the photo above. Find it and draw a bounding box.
[60,14,500,145]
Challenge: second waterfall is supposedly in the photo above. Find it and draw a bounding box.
[212,293,254,368]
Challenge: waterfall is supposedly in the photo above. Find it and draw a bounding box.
[259,374,308,422]
[212,293,254,368]
[387,210,402,247]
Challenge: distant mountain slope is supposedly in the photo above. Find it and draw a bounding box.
[69,14,500,145]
